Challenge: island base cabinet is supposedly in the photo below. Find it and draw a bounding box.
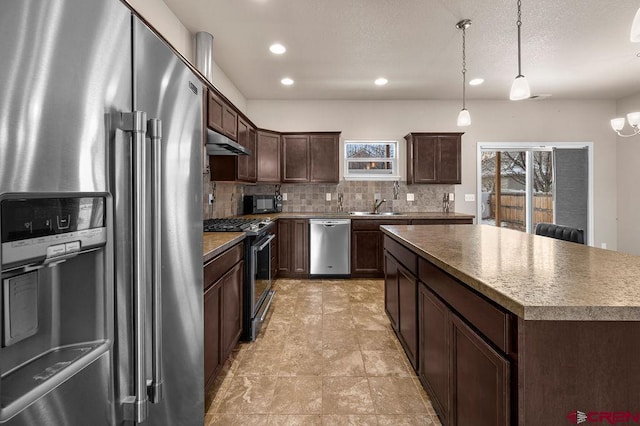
[419,285,450,425]
[397,264,418,370]
[452,314,510,426]
[204,283,221,391]
[384,253,399,330]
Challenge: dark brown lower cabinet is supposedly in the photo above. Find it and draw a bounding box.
[451,314,510,426]
[397,263,418,370]
[277,218,309,278]
[383,253,399,330]
[203,242,244,393]
[419,285,450,425]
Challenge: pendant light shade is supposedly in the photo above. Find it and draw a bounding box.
[510,75,531,100]
[457,109,471,127]
[510,0,531,101]
[456,19,472,127]
[632,7,640,42]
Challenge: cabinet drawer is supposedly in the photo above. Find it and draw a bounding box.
[352,219,410,231]
[384,236,417,276]
[419,258,511,353]
[204,242,244,290]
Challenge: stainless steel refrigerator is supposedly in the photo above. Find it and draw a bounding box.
[0,0,204,424]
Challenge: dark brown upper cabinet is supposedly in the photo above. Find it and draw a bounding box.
[207,89,237,140]
[405,132,463,184]
[281,132,340,184]
[257,130,281,183]
[209,116,256,182]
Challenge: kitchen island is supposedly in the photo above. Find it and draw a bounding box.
[381,224,640,426]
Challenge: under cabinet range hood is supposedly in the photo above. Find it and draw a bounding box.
[206,128,250,155]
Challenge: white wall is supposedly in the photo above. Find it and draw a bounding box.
[123,0,248,112]
[248,99,618,249]
[616,92,640,254]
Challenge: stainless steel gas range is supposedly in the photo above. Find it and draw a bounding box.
[204,218,275,340]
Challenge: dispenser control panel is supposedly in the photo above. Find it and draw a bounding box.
[1,195,107,267]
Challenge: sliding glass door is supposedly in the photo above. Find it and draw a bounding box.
[478,143,591,243]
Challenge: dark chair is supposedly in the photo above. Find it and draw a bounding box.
[534,222,585,245]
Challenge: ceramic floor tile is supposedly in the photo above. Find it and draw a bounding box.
[205,278,443,424]
[279,347,324,376]
[357,330,398,351]
[322,377,375,415]
[267,415,323,425]
[269,377,323,414]
[322,329,360,351]
[322,312,355,330]
[236,349,283,376]
[322,350,366,376]
[216,376,278,414]
[321,414,378,425]
[368,377,429,415]
[362,351,413,377]
[377,414,439,425]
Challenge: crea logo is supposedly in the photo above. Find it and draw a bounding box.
[567,411,640,424]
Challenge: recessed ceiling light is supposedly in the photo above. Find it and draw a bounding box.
[269,43,286,54]
[469,78,484,86]
[374,77,388,86]
[281,77,294,86]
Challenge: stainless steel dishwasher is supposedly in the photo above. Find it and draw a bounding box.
[309,219,351,277]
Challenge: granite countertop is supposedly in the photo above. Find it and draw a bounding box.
[203,232,245,263]
[239,211,475,220]
[381,224,640,321]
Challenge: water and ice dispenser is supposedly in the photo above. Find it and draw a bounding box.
[0,195,113,423]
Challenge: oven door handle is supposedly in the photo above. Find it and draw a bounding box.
[255,234,275,251]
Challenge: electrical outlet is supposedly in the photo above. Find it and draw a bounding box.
[407,193,415,201]
[449,193,455,201]
[282,193,287,201]
[326,193,331,201]
[374,193,381,200]
[465,194,475,202]
[601,242,607,249]
[208,193,214,205]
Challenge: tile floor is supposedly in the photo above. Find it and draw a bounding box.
[205,278,442,425]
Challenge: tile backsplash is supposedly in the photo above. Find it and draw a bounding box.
[204,174,455,218]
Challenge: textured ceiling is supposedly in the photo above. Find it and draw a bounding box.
[163,0,640,101]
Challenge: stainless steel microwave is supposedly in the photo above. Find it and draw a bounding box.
[243,195,283,214]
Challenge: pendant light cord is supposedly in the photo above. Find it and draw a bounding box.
[516,0,523,77]
[462,25,467,109]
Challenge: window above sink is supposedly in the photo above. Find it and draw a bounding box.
[344,140,400,181]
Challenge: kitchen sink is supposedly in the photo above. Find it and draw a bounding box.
[349,211,405,216]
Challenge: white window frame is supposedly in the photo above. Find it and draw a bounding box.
[344,140,400,181]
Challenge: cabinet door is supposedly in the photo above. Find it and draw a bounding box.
[419,285,450,424]
[352,230,382,276]
[236,117,250,181]
[204,282,221,390]
[292,219,309,274]
[220,262,243,361]
[248,126,257,181]
[282,135,310,182]
[270,222,278,279]
[451,314,510,426]
[207,90,225,135]
[384,253,399,331]
[222,104,237,140]
[437,135,461,184]
[412,135,438,183]
[309,134,339,183]
[398,263,418,370]
[257,130,281,182]
[277,219,292,274]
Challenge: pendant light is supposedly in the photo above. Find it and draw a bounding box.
[510,0,531,100]
[456,19,471,127]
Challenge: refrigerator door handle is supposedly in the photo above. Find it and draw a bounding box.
[119,111,150,423]
[147,118,164,404]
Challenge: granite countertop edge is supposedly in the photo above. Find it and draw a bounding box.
[203,233,245,263]
[380,225,640,322]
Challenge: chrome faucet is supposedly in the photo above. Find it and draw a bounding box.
[373,198,386,214]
